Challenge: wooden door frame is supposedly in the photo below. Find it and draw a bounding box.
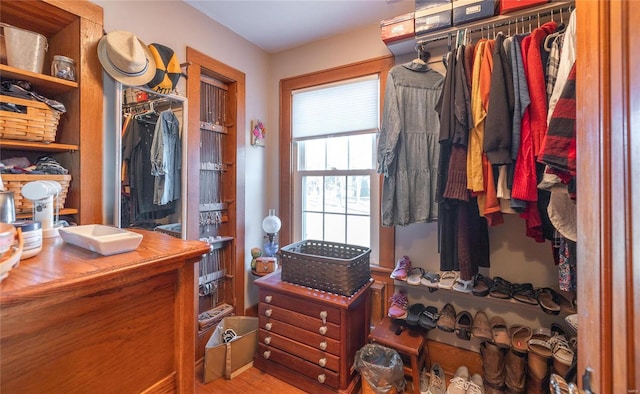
[185,47,246,316]
[577,1,639,391]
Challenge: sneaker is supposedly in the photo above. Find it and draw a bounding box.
[390,256,412,281]
[466,373,485,394]
[446,365,470,394]
[421,363,446,394]
[387,291,409,319]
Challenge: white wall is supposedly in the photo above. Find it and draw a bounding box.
[94,1,562,318]
[93,0,270,311]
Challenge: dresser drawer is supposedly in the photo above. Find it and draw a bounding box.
[258,329,340,372]
[256,344,340,389]
[259,302,341,341]
[258,315,341,356]
[259,290,340,324]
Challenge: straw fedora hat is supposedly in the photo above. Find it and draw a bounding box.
[97,30,156,86]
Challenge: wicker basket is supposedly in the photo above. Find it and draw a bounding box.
[280,239,371,296]
[1,174,71,213]
[0,95,61,142]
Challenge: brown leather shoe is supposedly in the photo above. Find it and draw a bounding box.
[455,310,473,340]
[472,311,492,341]
[436,303,456,332]
[481,341,506,391]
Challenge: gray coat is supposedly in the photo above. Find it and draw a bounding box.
[377,61,444,226]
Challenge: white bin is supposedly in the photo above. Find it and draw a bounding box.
[1,23,48,74]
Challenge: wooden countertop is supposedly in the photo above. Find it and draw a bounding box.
[0,228,210,306]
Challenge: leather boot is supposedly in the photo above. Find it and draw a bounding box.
[504,348,527,393]
[526,360,551,394]
[481,341,506,393]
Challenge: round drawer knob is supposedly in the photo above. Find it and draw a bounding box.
[265,322,273,331]
[319,311,327,324]
[264,295,273,304]
[319,326,327,335]
[265,308,273,317]
[264,336,271,345]
[318,358,327,367]
[319,341,327,351]
[263,350,271,359]
[317,374,326,384]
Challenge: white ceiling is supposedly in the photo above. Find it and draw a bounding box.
[183,0,415,54]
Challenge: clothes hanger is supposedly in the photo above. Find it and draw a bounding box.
[412,43,428,65]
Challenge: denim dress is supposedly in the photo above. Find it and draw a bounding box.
[377,61,444,226]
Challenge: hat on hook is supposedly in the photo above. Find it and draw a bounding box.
[547,185,576,242]
[97,30,156,86]
[146,43,182,94]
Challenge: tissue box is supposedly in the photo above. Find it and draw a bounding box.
[380,12,415,44]
[499,0,548,14]
[453,0,498,26]
[203,316,258,382]
[415,2,452,35]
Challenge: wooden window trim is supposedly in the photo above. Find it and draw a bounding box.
[279,55,396,268]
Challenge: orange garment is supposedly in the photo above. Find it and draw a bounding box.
[479,154,504,226]
[467,39,487,193]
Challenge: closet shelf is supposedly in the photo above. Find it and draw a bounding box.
[0,139,78,152]
[385,1,574,56]
[394,279,574,315]
[0,64,77,97]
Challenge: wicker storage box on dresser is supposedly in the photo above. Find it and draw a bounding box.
[253,271,372,394]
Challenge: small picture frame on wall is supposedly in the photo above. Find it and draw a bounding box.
[251,119,266,147]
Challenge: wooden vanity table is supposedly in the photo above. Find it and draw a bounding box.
[0,229,210,393]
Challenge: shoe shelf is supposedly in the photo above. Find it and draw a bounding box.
[393,280,572,354]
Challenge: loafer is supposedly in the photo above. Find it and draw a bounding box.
[471,311,492,342]
[490,316,510,348]
[436,303,456,332]
[454,310,473,340]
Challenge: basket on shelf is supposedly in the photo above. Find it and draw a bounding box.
[279,239,371,297]
[1,174,71,212]
[0,95,61,143]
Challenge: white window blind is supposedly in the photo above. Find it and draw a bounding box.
[292,75,379,140]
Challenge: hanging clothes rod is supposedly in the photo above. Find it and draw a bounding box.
[416,2,574,46]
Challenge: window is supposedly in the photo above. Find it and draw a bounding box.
[279,57,396,267]
[292,76,380,261]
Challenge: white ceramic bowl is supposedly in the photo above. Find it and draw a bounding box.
[58,225,143,256]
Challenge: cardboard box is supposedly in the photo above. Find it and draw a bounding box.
[453,0,498,26]
[380,12,415,44]
[203,316,258,383]
[415,2,453,36]
[499,0,548,14]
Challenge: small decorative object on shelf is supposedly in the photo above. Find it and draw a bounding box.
[251,119,266,147]
[250,247,262,271]
[261,209,281,257]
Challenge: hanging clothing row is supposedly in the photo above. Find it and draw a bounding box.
[121,98,182,229]
[378,6,577,290]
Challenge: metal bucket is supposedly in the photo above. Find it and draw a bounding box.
[1,23,48,74]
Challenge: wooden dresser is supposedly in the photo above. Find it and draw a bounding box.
[0,230,210,394]
[253,271,372,394]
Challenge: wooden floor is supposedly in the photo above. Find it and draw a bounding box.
[195,363,418,394]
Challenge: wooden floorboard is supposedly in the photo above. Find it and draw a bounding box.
[195,363,419,393]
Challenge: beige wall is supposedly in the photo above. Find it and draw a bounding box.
[95,1,562,322]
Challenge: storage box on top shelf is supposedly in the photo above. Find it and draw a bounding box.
[380,12,415,44]
[415,1,453,36]
[453,0,499,26]
[416,0,452,12]
[499,0,548,14]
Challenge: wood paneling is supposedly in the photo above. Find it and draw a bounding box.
[0,230,210,393]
